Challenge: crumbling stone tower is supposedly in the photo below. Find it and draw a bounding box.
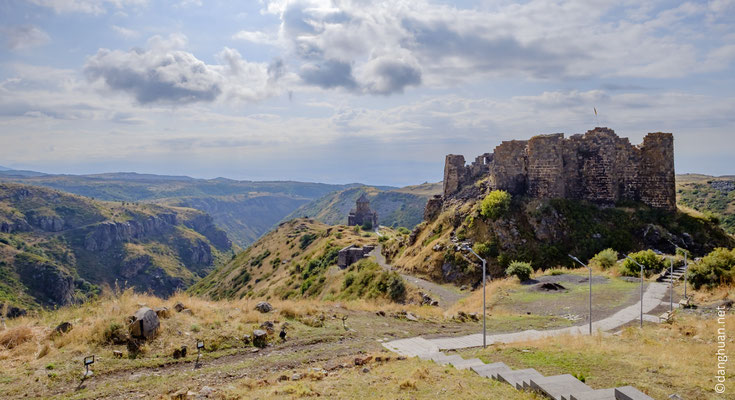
[439,127,676,212]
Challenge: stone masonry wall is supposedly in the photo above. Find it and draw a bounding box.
[437,127,675,212]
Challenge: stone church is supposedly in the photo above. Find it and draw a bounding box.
[348,193,379,228]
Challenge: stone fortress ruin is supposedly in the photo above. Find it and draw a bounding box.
[428,127,676,215]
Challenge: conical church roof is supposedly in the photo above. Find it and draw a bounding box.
[357,193,369,203]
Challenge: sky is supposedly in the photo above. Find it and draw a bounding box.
[1,0,734,186]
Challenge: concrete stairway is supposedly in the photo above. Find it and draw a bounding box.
[418,351,655,400]
[656,265,687,282]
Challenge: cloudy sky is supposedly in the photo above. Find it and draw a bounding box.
[1,0,734,186]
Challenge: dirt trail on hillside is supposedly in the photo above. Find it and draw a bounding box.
[371,244,467,307]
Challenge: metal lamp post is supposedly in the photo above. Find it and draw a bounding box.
[462,245,487,348]
[568,254,592,335]
[624,255,646,328]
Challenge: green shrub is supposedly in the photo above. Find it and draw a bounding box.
[340,260,406,302]
[299,233,318,250]
[590,248,618,270]
[397,227,411,235]
[473,241,499,259]
[361,222,373,231]
[688,248,735,289]
[619,250,665,277]
[102,322,128,345]
[480,190,511,220]
[506,261,533,281]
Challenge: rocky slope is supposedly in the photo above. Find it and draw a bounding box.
[676,173,735,235]
[191,219,407,303]
[382,178,735,288]
[0,183,234,311]
[284,183,441,229]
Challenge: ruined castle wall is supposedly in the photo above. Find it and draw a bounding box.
[443,154,470,197]
[437,128,675,214]
[526,134,565,198]
[638,132,676,211]
[490,140,528,195]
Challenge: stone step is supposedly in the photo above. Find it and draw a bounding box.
[449,357,485,370]
[418,351,444,361]
[530,374,592,400]
[436,354,464,366]
[470,362,511,379]
[496,368,544,390]
[570,388,617,400]
[614,386,654,400]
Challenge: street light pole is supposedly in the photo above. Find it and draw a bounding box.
[463,246,487,348]
[624,255,646,328]
[568,254,592,335]
[669,257,674,312]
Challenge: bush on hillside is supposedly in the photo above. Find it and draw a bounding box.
[480,190,511,220]
[506,261,533,282]
[688,248,735,289]
[473,241,499,259]
[590,248,618,270]
[341,259,406,302]
[619,250,665,277]
[397,227,411,235]
[361,222,373,231]
[299,233,318,250]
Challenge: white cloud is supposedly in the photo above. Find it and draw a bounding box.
[111,25,140,39]
[232,30,279,45]
[28,0,148,14]
[2,25,50,50]
[83,34,280,104]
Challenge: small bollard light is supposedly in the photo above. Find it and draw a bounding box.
[195,340,204,368]
[83,355,95,378]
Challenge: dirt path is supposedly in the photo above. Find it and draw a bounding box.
[371,244,466,307]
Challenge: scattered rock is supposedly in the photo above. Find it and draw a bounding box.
[375,311,386,317]
[354,356,373,366]
[253,329,268,348]
[128,307,160,340]
[242,334,251,345]
[277,375,290,382]
[173,302,186,312]
[279,328,287,341]
[113,350,123,359]
[260,321,275,333]
[291,373,302,381]
[154,307,171,319]
[405,312,419,322]
[173,346,188,359]
[715,299,734,310]
[361,367,370,373]
[199,386,215,397]
[255,302,273,313]
[468,312,480,321]
[459,285,468,291]
[430,300,439,307]
[181,309,193,316]
[54,322,73,335]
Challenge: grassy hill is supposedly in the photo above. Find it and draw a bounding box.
[284,183,441,229]
[0,171,369,247]
[676,173,735,235]
[0,183,235,310]
[191,219,407,303]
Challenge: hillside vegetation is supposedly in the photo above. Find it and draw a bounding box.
[384,183,735,286]
[284,184,440,229]
[191,219,411,303]
[676,173,735,235]
[0,171,364,247]
[0,183,234,311]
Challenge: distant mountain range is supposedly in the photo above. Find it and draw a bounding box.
[676,174,735,235]
[0,170,381,247]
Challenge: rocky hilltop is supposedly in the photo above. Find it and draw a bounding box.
[381,128,734,287]
[0,183,234,311]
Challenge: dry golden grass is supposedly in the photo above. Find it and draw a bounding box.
[0,325,34,349]
[447,277,518,315]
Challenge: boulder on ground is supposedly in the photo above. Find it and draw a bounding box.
[255,302,273,313]
[155,307,171,319]
[54,322,73,335]
[253,329,268,348]
[260,320,275,333]
[128,307,160,340]
[173,302,186,312]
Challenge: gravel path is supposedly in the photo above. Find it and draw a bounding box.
[370,244,466,307]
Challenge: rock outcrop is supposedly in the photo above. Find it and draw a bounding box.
[84,213,177,251]
[15,255,74,306]
[128,307,160,340]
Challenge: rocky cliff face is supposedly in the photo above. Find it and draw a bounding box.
[84,213,177,251]
[15,254,75,306]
